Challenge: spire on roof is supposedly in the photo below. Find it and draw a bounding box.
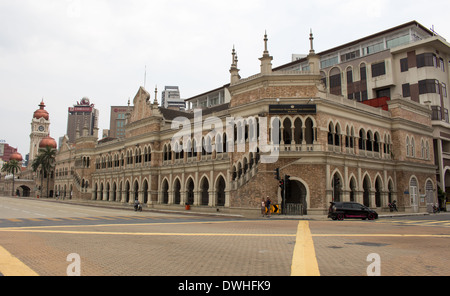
[154,85,158,104]
[230,46,240,84]
[309,29,315,54]
[263,30,269,55]
[307,29,320,74]
[259,31,273,75]
[231,45,236,67]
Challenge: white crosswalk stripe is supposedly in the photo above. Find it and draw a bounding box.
[377,219,450,227]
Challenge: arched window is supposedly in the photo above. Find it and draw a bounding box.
[374,132,380,153]
[359,129,366,150]
[328,122,334,145]
[335,123,341,146]
[283,118,292,145]
[366,131,373,151]
[305,118,314,145]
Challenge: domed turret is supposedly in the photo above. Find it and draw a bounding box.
[10,151,23,162]
[33,100,49,120]
[39,135,57,149]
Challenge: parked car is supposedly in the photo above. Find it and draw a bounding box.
[328,202,378,221]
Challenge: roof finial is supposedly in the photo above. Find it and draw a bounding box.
[259,30,273,75]
[154,85,158,104]
[309,28,315,54]
[231,45,236,67]
[264,30,269,54]
[230,45,240,84]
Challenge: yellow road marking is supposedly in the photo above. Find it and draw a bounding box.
[97,216,117,220]
[44,218,63,221]
[113,216,134,220]
[0,245,38,276]
[291,221,320,276]
[129,216,153,220]
[78,217,99,220]
[7,219,22,222]
[61,217,81,221]
[312,233,450,238]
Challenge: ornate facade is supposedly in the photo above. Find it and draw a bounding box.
[53,30,438,217]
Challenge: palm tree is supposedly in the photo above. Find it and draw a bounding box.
[1,160,21,196]
[31,146,56,198]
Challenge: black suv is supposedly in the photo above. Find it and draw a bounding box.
[328,202,378,221]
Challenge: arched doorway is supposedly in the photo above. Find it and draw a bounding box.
[216,176,226,206]
[162,179,169,204]
[284,179,307,215]
[133,181,139,201]
[332,173,342,202]
[186,178,194,205]
[174,179,181,205]
[363,176,371,207]
[388,180,394,204]
[349,177,356,202]
[125,181,130,203]
[18,185,31,197]
[143,180,149,204]
[106,183,110,201]
[100,183,104,201]
[375,177,382,207]
[200,177,209,206]
[112,182,117,202]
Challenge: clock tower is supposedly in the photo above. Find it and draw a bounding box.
[29,100,51,164]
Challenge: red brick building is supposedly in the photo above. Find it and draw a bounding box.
[55,24,440,217]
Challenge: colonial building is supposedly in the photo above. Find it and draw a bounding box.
[52,24,440,217]
[1,100,58,197]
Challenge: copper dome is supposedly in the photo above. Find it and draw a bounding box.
[10,152,23,162]
[39,135,57,149]
[33,100,49,120]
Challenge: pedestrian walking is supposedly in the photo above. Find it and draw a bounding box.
[261,198,266,217]
[266,197,271,217]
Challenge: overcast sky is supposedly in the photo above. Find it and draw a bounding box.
[1,0,449,157]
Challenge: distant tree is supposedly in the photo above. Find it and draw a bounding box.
[31,146,56,198]
[1,160,21,196]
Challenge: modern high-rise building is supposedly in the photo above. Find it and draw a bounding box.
[161,86,185,110]
[109,105,133,139]
[66,97,99,143]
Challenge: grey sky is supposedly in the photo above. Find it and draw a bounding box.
[1,0,449,157]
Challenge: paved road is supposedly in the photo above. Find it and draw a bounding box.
[1,196,450,277]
